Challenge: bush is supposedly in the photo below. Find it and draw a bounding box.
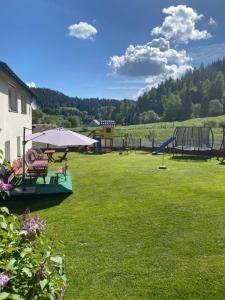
[209,99,223,116]
[203,120,218,128]
[192,103,201,118]
[0,207,66,299]
[139,110,160,124]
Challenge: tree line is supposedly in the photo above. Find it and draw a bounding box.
[32,57,225,126]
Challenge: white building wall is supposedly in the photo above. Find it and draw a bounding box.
[0,70,32,163]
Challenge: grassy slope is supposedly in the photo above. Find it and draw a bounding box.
[75,115,225,146]
[4,152,225,299]
[115,115,225,143]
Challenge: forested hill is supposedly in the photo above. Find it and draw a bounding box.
[136,57,225,122]
[31,88,136,125]
[32,57,225,126]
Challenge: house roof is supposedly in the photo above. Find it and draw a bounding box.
[0,60,36,98]
[89,119,100,125]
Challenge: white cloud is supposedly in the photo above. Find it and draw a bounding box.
[151,5,211,43]
[109,38,191,77]
[68,21,97,40]
[26,82,37,88]
[108,5,214,98]
[209,17,217,26]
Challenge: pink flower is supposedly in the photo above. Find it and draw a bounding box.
[0,272,10,290]
[23,215,46,238]
[0,178,12,192]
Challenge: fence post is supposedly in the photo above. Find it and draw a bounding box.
[140,138,142,149]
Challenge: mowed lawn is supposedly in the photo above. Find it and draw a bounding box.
[5,152,225,299]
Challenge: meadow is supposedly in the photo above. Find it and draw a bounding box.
[74,115,225,147]
[4,151,225,299]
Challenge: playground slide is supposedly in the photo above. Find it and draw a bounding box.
[95,137,103,154]
[152,136,175,155]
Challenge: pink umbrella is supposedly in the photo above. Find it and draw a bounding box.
[26,128,97,146]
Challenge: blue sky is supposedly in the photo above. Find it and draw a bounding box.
[0,0,225,100]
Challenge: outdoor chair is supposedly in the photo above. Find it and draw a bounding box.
[12,160,28,176]
[7,171,15,184]
[119,147,130,155]
[58,148,69,162]
[55,163,68,183]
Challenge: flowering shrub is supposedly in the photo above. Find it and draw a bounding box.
[0,149,12,199]
[0,178,12,199]
[0,207,67,299]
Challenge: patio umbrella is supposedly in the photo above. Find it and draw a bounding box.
[26,127,97,146]
[21,127,97,191]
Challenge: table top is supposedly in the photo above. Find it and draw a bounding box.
[32,160,48,168]
[44,150,56,154]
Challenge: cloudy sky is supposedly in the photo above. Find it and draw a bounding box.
[0,0,225,99]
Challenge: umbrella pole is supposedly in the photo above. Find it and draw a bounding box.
[22,127,33,191]
[22,127,27,191]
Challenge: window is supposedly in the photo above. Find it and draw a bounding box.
[4,141,10,162]
[21,95,27,114]
[8,84,18,112]
[17,136,21,157]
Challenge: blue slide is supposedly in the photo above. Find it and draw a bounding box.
[95,137,103,154]
[152,137,175,155]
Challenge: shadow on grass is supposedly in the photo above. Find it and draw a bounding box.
[170,155,209,162]
[82,152,103,155]
[132,151,150,155]
[0,193,70,215]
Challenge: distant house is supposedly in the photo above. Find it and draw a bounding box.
[88,119,100,127]
[0,61,36,162]
[100,120,116,128]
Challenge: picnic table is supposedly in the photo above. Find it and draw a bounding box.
[44,149,56,162]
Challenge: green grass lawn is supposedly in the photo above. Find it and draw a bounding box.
[4,152,225,299]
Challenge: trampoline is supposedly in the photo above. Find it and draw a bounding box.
[172,127,214,155]
[217,125,225,163]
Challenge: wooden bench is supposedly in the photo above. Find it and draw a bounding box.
[27,168,48,184]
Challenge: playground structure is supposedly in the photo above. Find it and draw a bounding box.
[88,120,116,153]
[87,124,225,160]
[152,136,175,155]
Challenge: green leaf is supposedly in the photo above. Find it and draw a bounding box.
[20,247,32,258]
[50,256,63,264]
[39,278,48,290]
[0,292,10,300]
[0,215,6,222]
[7,258,16,269]
[8,294,24,300]
[0,222,7,230]
[22,267,32,277]
[9,223,14,231]
[0,207,9,214]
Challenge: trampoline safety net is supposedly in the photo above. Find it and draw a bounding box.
[173,127,213,151]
